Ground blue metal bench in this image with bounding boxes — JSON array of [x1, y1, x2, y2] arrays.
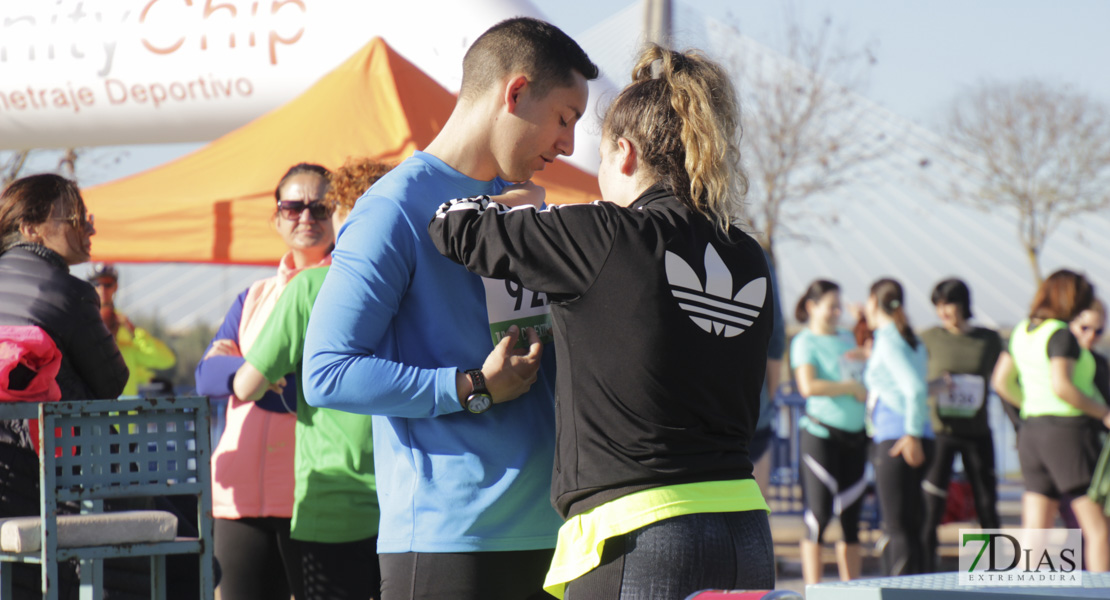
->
[[0, 397, 214, 600]]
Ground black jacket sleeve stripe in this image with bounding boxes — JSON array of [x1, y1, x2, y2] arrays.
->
[[429, 198, 619, 299]]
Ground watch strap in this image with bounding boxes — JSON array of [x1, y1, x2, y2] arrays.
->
[[465, 369, 489, 395], [463, 369, 492, 413]]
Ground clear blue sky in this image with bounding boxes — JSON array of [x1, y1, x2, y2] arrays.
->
[[540, 0, 1110, 126], [16, 0, 1110, 186]]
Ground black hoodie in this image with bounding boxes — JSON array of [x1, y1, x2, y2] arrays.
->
[[429, 186, 772, 519]]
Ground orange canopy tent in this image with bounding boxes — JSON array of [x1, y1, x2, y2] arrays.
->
[[83, 37, 601, 265]]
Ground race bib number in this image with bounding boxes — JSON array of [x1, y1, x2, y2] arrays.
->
[[839, 355, 866, 383], [483, 277, 554, 347], [937, 374, 986, 418]]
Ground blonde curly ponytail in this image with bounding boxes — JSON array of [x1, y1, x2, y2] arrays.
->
[[603, 44, 747, 232]]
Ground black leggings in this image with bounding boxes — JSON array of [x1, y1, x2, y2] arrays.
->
[[922, 432, 999, 571], [297, 536, 380, 600], [215, 517, 303, 600], [565, 511, 774, 600], [379, 549, 555, 600], [873, 438, 934, 576], [799, 429, 868, 544]]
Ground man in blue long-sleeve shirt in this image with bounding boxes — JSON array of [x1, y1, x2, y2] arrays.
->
[[302, 18, 597, 600]]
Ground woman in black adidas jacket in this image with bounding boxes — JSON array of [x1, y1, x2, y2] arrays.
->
[[429, 45, 774, 598]]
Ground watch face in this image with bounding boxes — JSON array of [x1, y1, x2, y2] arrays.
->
[[467, 393, 492, 414]]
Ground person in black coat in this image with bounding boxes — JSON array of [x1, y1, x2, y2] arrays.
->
[[0, 173, 128, 599], [430, 45, 775, 599]]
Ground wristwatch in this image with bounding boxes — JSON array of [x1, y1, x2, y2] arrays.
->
[[463, 369, 493, 414]]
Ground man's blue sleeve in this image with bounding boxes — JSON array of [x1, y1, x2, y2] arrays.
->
[[303, 197, 463, 418]]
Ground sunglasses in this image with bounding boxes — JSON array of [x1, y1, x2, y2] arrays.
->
[[54, 213, 94, 230], [277, 200, 331, 221], [1080, 325, 1105, 336]]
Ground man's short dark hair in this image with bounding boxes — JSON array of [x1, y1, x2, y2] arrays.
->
[[459, 17, 598, 102]]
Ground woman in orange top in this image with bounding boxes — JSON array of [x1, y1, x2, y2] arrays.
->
[[195, 163, 334, 600]]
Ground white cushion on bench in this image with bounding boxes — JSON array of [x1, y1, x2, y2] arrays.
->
[[0, 510, 177, 553]]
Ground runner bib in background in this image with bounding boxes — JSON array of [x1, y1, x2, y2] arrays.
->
[[839, 355, 866, 383], [937, 374, 985, 418]]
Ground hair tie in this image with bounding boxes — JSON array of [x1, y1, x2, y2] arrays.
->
[[889, 299, 901, 309]]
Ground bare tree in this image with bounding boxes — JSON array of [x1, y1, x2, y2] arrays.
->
[[717, 14, 889, 263], [57, 148, 80, 179], [1, 147, 119, 188], [1, 150, 31, 187], [935, 80, 1110, 283], [1, 148, 79, 186]]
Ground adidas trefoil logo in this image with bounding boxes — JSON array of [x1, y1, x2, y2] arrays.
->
[[665, 245, 767, 337]]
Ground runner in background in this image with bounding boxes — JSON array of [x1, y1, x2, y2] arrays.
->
[[1070, 299, 1110, 403], [750, 250, 785, 494], [196, 163, 336, 600], [87, 262, 176, 397], [791, 279, 868, 585], [992, 269, 1110, 572], [865, 277, 934, 576], [1056, 298, 1110, 530], [233, 158, 393, 600], [919, 278, 1002, 572]]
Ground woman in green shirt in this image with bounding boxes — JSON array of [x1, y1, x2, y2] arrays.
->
[[790, 279, 868, 585], [992, 269, 1110, 572]]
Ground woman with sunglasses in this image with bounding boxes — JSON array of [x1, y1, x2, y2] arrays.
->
[[195, 163, 334, 600], [1058, 298, 1110, 529], [0, 173, 129, 596], [1070, 299, 1109, 404], [919, 278, 1003, 572], [232, 158, 392, 600], [992, 269, 1110, 572]]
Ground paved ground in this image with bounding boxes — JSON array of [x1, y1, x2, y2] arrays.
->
[[767, 481, 1026, 597], [211, 484, 1025, 599]]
